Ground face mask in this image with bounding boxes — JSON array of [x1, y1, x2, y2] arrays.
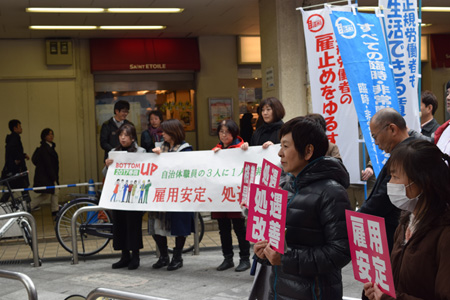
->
[[387, 182, 422, 212]]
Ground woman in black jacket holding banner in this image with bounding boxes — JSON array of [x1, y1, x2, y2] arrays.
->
[[104, 123, 146, 270]]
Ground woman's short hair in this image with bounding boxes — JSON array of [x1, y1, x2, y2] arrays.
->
[[40, 128, 53, 141], [161, 119, 185, 145], [260, 97, 285, 123], [279, 116, 328, 162], [217, 119, 240, 140], [305, 113, 327, 132], [148, 110, 163, 123]]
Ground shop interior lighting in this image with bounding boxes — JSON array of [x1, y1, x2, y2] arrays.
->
[[29, 25, 166, 30], [26, 7, 184, 13]]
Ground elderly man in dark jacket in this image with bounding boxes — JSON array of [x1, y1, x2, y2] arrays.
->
[[358, 108, 412, 253], [254, 116, 351, 300]]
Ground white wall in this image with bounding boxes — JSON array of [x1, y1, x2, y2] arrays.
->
[[196, 36, 240, 150], [0, 39, 96, 199]]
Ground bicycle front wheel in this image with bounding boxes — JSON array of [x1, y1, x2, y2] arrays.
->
[[55, 198, 112, 256]]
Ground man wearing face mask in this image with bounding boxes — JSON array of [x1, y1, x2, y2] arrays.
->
[[358, 108, 414, 253]]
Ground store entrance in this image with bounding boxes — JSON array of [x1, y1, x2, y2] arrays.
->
[[93, 73, 197, 178]]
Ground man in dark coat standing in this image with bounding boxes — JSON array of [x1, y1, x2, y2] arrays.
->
[[1, 119, 30, 202], [359, 108, 413, 253], [100, 100, 133, 160]]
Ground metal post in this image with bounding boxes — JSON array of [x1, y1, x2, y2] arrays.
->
[[0, 270, 38, 300], [0, 211, 40, 267], [71, 205, 106, 264], [193, 212, 199, 255], [86, 287, 169, 300]]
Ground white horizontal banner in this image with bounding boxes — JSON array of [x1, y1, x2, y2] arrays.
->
[[99, 145, 281, 211]]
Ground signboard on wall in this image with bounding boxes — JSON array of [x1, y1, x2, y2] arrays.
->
[[90, 39, 200, 72]]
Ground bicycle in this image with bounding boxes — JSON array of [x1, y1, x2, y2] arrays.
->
[[0, 172, 36, 254], [54, 194, 205, 256]]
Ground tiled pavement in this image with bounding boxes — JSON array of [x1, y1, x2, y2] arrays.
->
[[0, 203, 363, 299]]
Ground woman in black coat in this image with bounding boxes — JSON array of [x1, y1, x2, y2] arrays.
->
[[254, 117, 351, 300], [242, 97, 285, 149], [30, 128, 60, 215], [104, 123, 146, 270]]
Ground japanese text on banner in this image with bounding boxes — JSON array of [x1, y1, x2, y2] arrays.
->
[[99, 146, 280, 212], [246, 184, 288, 254], [300, 7, 361, 184], [330, 11, 399, 177], [346, 210, 395, 298], [239, 161, 257, 207], [379, 0, 420, 131]]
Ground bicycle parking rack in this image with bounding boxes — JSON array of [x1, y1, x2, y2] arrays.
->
[[0, 269, 38, 300], [86, 287, 169, 300], [71, 206, 202, 264], [193, 212, 200, 255], [71, 206, 107, 264], [0, 211, 40, 267]]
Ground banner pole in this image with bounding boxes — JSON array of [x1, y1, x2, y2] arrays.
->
[[296, 0, 353, 10], [418, 0, 423, 111]]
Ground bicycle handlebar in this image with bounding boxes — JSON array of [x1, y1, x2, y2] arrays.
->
[[0, 171, 29, 186]]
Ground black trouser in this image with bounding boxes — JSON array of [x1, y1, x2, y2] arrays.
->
[[152, 234, 186, 256], [217, 218, 250, 258]]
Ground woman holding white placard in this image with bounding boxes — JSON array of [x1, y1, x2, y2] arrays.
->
[[149, 119, 194, 271]]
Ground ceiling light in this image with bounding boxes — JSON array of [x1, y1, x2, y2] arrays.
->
[[27, 8, 105, 13], [99, 26, 166, 30], [356, 6, 377, 12], [422, 7, 450, 12], [26, 7, 183, 14], [107, 8, 184, 13], [29, 25, 97, 30], [357, 6, 450, 13]]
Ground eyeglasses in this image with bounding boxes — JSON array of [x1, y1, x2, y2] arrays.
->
[[371, 124, 390, 140], [219, 130, 231, 135]]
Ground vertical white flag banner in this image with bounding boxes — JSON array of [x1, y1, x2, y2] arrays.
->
[[301, 7, 362, 184], [379, 0, 420, 131]]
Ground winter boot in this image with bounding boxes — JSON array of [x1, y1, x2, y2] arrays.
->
[[235, 256, 250, 272], [112, 250, 131, 269], [152, 255, 170, 269], [216, 254, 234, 271], [128, 250, 140, 270], [167, 249, 183, 271]]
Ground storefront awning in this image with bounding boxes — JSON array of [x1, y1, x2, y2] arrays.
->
[[90, 38, 200, 72]]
